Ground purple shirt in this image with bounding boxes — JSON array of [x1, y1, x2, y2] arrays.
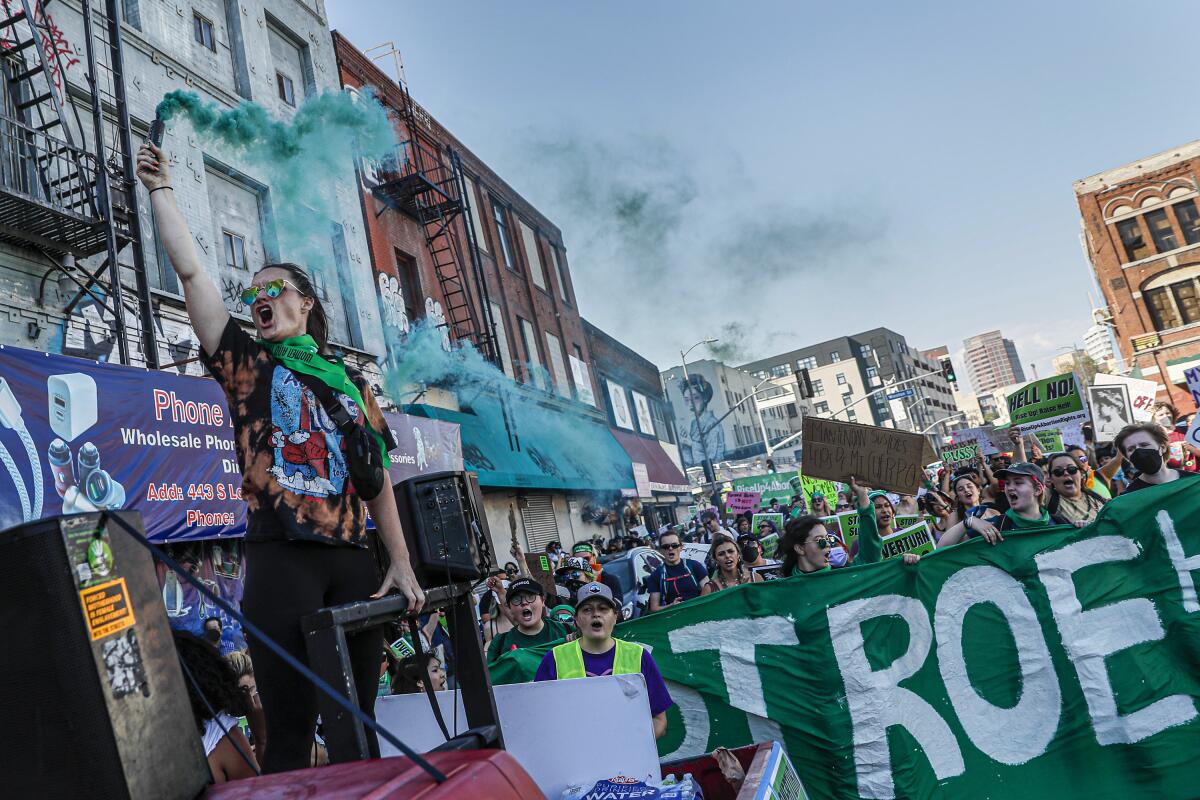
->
[[534, 644, 674, 716]]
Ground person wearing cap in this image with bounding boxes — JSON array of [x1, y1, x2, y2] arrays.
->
[[486, 577, 570, 665], [534, 582, 674, 739], [572, 541, 603, 579], [938, 462, 1070, 547]]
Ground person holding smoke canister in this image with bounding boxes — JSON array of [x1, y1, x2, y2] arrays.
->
[[137, 141, 424, 773]]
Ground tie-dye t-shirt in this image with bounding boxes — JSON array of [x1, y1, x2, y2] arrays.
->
[[201, 318, 388, 546]]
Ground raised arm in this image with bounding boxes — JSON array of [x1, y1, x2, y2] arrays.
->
[[136, 142, 228, 354], [1008, 427, 1028, 463]]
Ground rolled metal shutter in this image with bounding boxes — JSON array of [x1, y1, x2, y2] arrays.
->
[[520, 494, 560, 552]]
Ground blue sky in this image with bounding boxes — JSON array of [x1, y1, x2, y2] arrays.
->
[[328, 1, 1197, 388]]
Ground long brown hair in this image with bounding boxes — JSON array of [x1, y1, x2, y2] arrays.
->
[[256, 262, 329, 352]]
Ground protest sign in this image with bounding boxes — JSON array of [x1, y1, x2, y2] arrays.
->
[[726, 491, 762, 515], [984, 424, 1013, 455], [1186, 367, 1200, 412], [1088, 383, 1133, 442], [525, 553, 558, 598], [731, 471, 798, 509], [823, 511, 926, 555], [879, 520, 935, 560], [1094, 373, 1159, 422], [751, 512, 784, 540], [796, 473, 840, 510], [802, 417, 926, 494], [1033, 429, 1063, 453], [493, 482, 1200, 800], [1005, 373, 1089, 433], [939, 443, 981, 473], [949, 426, 999, 456]]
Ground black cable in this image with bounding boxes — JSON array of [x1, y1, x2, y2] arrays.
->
[[177, 653, 261, 777], [104, 513, 448, 783]]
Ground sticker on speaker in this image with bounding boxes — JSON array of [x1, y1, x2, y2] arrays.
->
[[101, 629, 150, 699], [61, 515, 117, 589], [79, 576, 136, 641]]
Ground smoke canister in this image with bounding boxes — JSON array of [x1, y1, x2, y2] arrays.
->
[[77, 442, 100, 487], [48, 438, 74, 497]]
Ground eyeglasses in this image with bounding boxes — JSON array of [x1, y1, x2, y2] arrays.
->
[[508, 594, 538, 607], [240, 278, 304, 305], [1051, 466, 1080, 477], [659, 543, 682, 551]]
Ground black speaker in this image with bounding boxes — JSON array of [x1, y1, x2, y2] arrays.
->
[[393, 470, 489, 586], [0, 512, 210, 799]]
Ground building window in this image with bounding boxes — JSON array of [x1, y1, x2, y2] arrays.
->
[[859, 344, 872, 357], [276, 71, 295, 106], [1145, 208, 1179, 253], [814, 401, 829, 414], [1173, 200, 1200, 246], [519, 220, 548, 290], [193, 11, 215, 51], [866, 366, 878, 380], [461, 174, 489, 253], [797, 356, 817, 370], [222, 231, 246, 271], [1173, 281, 1200, 325], [846, 409, 856, 421], [842, 392, 853, 405], [752, 370, 767, 379], [518, 317, 545, 388], [830, 352, 842, 363], [812, 379, 824, 395], [489, 301, 513, 378], [544, 331, 570, 398], [1115, 218, 1149, 262], [836, 373, 847, 385], [769, 364, 789, 378], [492, 203, 518, 271], [550, 246, 569, 302]]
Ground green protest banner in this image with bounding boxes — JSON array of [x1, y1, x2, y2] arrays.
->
[[752, 513, 785, 557], [492, 481, 1200, 800], [824, 511, 926, 555], [879, 520, 935, 559], [1034, 429, 1064, 452], [732, 471, 799, 509], [795, 473, 841, 511], [1006, 373, 1089, 433]]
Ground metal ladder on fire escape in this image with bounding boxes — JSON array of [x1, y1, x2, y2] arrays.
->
[[0, 0, 158, 366]]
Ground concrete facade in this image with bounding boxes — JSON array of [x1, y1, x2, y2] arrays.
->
[[1074, 141, 1200, 412], [963, 330, 1025, 395]]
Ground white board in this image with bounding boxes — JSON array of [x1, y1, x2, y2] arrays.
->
[[1093, 373, 1159, 422], [376, 674, 660, 798]]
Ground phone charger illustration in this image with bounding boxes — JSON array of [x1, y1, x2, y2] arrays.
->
[[47, 373, 98, 442]]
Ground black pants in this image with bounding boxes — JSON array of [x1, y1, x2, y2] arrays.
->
[[242, 539, 382, 774]]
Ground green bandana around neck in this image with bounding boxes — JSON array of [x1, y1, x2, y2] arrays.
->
[[258, 334, 391, 468], [1004, 507, 1051, 529]]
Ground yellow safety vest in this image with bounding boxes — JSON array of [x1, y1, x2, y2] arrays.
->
[[551, 638, 644, 680]]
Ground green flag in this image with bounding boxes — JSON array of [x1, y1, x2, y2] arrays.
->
[[491, 482, 1200, 799]]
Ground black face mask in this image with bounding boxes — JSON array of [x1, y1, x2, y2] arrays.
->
[[204, 628, 221, 644], [741, 544, 760, 562], [1130, 447, 1164, 475]]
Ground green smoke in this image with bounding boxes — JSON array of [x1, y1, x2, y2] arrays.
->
[[156, 88, 394, 293]]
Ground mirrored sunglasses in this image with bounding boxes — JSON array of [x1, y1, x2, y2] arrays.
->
[[241, 278, 302, 305]]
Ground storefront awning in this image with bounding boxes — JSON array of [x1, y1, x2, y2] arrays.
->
[[609, 428, 691, 495], [1165, 353, 1200, 385], [407, 397, 635, 493]]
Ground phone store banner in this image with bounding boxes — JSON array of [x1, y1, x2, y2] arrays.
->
[[0, 345, 463, 542]]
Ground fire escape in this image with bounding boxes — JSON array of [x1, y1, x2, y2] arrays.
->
[[369, 76, 498, 364], [0, 0, 157, 366]]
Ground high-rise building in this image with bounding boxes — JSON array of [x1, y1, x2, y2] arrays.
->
[[1084, 320, 1120, 374], [1075, 141, 1200, 412], [963, 331, 1026, 393]]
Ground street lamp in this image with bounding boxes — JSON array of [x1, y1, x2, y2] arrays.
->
[[680, 338, 719, 484]]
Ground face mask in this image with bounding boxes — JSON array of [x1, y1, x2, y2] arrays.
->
[[204, 628, 221, 644], [1130, 447, 1164, 475], [741, 545, 760, 562], [829, 547, 849, 568]]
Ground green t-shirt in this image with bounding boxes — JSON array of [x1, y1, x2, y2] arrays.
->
[[487, 617, 570, 665], [853, 503, 885, 565]]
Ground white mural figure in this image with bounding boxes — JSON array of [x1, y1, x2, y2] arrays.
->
[[377, 273, 410, 335], [413, 426, 428, 470], [425, 297, 452, 352]]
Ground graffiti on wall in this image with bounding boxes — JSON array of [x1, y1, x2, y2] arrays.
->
[[0, 0, 79, 94], [220, 276, 247, 316]]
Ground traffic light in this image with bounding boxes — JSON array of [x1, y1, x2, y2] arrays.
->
[[794, 368, 814, 399], [939, 356, 957, 385]]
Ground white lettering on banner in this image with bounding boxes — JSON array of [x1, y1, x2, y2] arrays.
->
[[657, 679, 711, 761], [1035, 536, 1198, 745], [934, 567, 1061, 764], [827, 595, 965, 799], [1157, 510, 1200, 613], [668, 617, 799, 719]]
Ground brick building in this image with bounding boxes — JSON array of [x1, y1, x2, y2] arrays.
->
[[1075, 141, 1200, 413], [584, 320, 690, 528], [334, 34, 633, 554]]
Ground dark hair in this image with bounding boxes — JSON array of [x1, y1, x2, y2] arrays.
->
[[1114, 422, 1169, 456], [174, 630, 247, 734], [203, 616, 222, 630], [659, 528, 682, 546], [950, 472, 983, 521], [503, 561, 519, 573], [390, 652, 440, 694], [679, 374, 713, 405], [707, 534, 744, 577], [920, 490, 952, 514], [255, 262, 329, 352], [780, 515, 827, 577]]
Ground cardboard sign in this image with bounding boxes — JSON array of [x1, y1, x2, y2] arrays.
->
[[950, 426, 999, 457], [1006, 373, 1089, 433], [1088, 383, 1134, 442], [879, 521, 936, 560], [940, 443, 981, 472], [726, 491, 762, 515], [802, 417, 927, 494], [524, 553, 557, 599], [1094, 373, 1159, 422]]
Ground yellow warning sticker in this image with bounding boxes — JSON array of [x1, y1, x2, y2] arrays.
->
[[79, 577, 136, 641]]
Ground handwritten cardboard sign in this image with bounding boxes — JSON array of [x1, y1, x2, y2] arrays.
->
[[524, 553, 558, 599], [940, 443, 981, 472], [802, 417, 927, 495]]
